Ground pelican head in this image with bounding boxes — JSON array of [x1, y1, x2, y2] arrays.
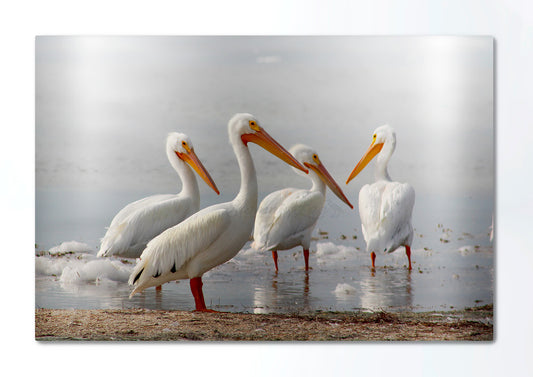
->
[[228, 113, 308, 174], [166, 132, 220, 194], [290, 144, 353, 209], [346, 125, 396, 184]]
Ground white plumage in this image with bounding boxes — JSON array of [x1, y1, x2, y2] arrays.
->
[[253, 189, 324, 252], [346, 125, 415, 269], [252, 144, 353, 271], [98, 133, 219, 258], [129, 114, 308, 311]]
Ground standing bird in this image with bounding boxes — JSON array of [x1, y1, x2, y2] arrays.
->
[[252, 144, 353, 271], [98, 133, 220, 259], [346, 125, 415, 270], [129, 113, 308, 312]]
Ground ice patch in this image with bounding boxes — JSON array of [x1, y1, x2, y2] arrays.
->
[[333, 283, 357, 296], [49, 241, 95, 255], [458, 245, 482, 255], [59, 259, 132, 284], [458, 245, 474, 255], [35, 256, 71, 276], [316, 242, 358, 261], [36, 241, 134, 284]]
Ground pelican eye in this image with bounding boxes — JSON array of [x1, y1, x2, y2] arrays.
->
[[312, 154, 319, 163], [249, 120, 260, 131], [180, 141, 191, 152]]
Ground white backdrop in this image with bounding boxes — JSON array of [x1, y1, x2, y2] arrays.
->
[[2, 1, 532, 376]]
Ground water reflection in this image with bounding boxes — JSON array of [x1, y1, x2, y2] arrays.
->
[[358, 268, 413, 311], [135, 288, 165, 310], [128, 282, 195, 311], [36, 277, 132, 309], [253, 271, 311, 313]]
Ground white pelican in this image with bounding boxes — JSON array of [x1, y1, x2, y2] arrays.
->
[[346, 125, 415, 270], [129, 113, 308, 311], [98, 133, 219, 259], [252, 144, 353, 271]]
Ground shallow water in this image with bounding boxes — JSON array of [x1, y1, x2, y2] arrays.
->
[[35, 189, 493, 313], [35, 244, 493, 313]]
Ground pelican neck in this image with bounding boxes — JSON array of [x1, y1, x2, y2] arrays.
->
[[169, 153, 200, 204], [309, 171, 327, 195], [232, 140, 258, 210], [374, 141, 394, 182], [374, 162, 392, 182]]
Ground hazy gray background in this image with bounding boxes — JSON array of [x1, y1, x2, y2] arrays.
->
[[36, 36, 493, 200]]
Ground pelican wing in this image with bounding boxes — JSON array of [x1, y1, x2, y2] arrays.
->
[[359, 181, 414, 253], [379, 182, 415, 252], [253, 188, 324, 251], [129, 207, 231, 294], [358, 183, 382, 249], [99, 195, 195, 257], [253, 188, 294, 247], [107, 194, 176, 228]]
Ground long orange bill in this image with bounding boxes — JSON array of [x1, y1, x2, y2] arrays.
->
[[242, 128, 308, 174], [176, 149, 220, 195], [305, 162, 353, 209], [346, 142, 384, 184]]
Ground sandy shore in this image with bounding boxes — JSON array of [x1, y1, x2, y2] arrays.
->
[[35, 305, 492, 341]]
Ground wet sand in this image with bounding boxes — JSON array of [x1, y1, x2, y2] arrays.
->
[[35, 305, 492, 341]]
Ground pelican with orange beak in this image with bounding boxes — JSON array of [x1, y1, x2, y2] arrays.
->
[[346, 125, 415, 270], [252, 144, 353, 271], [129, 114, 308, 311], [98, 132, 219, 259]]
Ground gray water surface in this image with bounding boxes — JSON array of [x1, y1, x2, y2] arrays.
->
[[35, 189, 493, 313]]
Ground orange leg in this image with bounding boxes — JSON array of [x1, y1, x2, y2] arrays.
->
[[405, 245, 412, 270], [370, 251, 376, 269], [303, 249, 310, 271], [272, 250, 279, 271], [190, 277, 218, 312], [155, 285, 162, 291]]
